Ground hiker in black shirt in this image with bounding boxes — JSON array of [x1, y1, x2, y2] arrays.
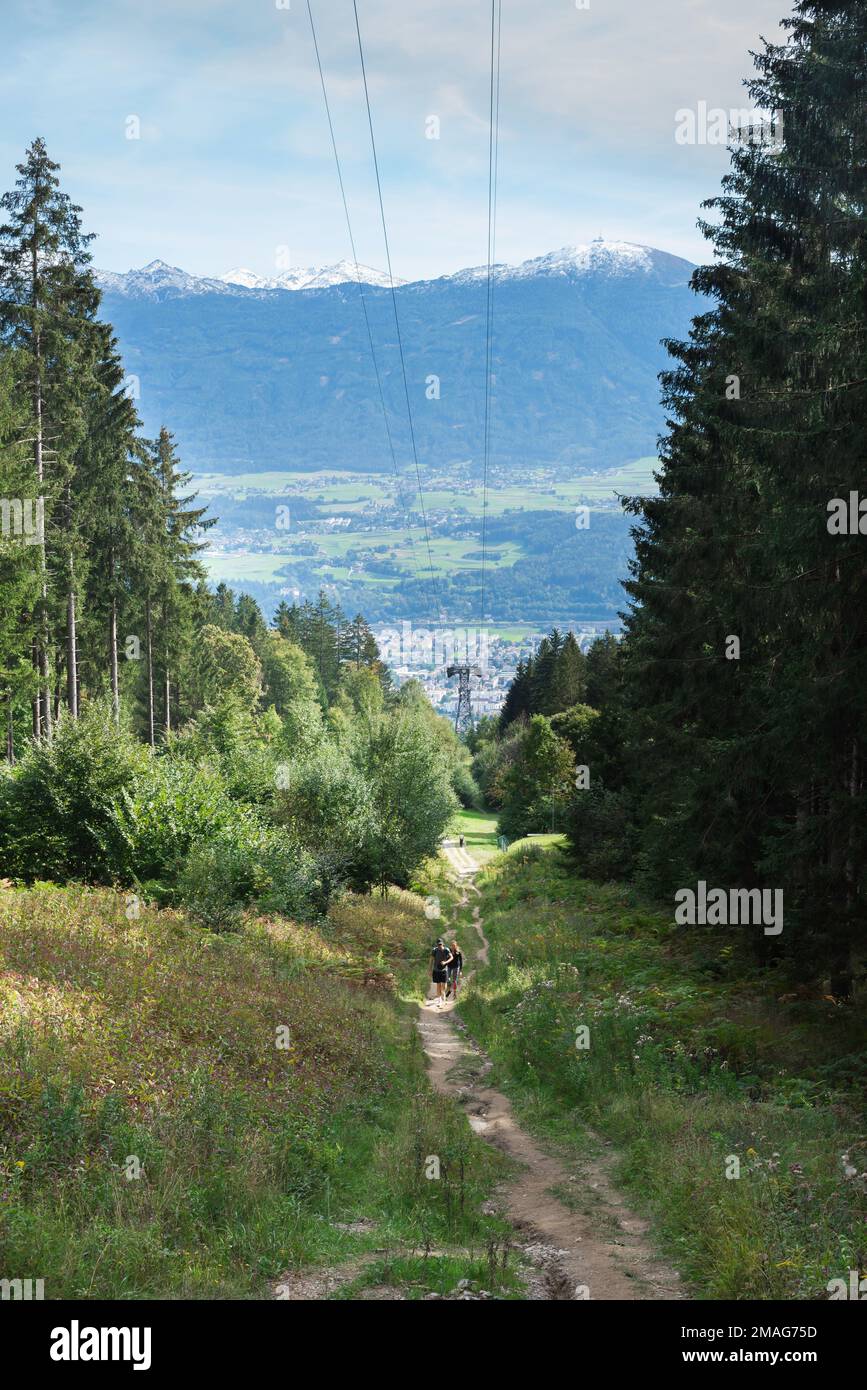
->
[[430, 938, 453, 1006], [445, 941, 463, 1000]]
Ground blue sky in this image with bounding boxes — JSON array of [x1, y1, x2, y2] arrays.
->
[[1, 0, 788, 279]]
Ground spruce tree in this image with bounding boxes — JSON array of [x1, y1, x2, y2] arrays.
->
[[0, 139, 99, 736], [622, 0, 867, 986]]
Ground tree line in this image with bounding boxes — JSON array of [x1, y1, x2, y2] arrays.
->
[[0, 139, 471, 916], [483, 0, 866, 997], [0, 138, 217, 750]]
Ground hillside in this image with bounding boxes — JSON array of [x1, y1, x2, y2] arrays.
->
[[0, 880, 518, 1299], [462, 844, 867, 1300], [98, 240, 699, 478]]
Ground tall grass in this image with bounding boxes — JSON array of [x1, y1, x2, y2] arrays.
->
[[0, 882, 508, 1298], [461, 848, 867, 1299]]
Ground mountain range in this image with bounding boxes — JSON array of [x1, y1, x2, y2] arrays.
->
[[96, 239, 702, 477]]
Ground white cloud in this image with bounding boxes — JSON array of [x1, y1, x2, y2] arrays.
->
[[0, 0, 788, 277]]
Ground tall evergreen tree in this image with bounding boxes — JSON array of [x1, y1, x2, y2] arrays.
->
[[548, 631, 587, 712], [0, 350, 40, 759], [621, 0, 867, 988], [77, 323, 140, 721], [0, 138, 99, 736], [150, 428, 212, 736]]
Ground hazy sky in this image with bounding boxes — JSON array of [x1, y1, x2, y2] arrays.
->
[[1, 0, 789, 279]]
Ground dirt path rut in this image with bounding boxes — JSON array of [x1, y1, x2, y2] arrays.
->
[[417, 881, 683, 1301]]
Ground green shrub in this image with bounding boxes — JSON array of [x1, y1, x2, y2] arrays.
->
[[169, 698, 281, 808], [452, 762, 482, 809], [565, 782, 638, 881], [177, 816, 323, 928], [0, 703, 149, 882], [109, 756, 236, 884]]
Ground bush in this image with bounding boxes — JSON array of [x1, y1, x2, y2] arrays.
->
[[451, 761, 482, 809], [109, 756, 238, 886], [169, 698, 282, 808], [177, 816, 325, 929], [565, 782, 638, 881], [273, 741, 372, 868], [0, 703, 149, 882]]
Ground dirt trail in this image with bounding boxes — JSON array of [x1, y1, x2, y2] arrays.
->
[[417, 880, 683, 1301], [441, 837, 479, 877]]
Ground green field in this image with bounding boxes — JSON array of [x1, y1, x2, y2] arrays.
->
[[202, 534, 526, 587], [448, 810, 568, 865], [200, 552, 296, 584], [195, 457, 658, 599], [450, 808, 500, 863], [193, 458, 658, 517], [0, 881, 519, 1299]]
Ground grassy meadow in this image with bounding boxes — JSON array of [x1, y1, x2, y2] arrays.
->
[[196, 457, 657, 591], [0, 880, 515, 1299], [459, 844, 867, 1300]]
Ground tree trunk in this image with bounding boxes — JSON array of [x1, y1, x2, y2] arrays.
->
[[32, 241, 51, 740], [145, 596, 155, 748], [6, 690, 14, 765], [109, 595, 119, 725], [832, 733, 860, 1001], [39, 638, 52, 740], [66, 584, 78, 717], [65, 480, 78, 717], [31, 637, 41, 740]]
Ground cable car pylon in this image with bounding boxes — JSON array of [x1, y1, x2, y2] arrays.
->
[[447, 663, 481, 735]]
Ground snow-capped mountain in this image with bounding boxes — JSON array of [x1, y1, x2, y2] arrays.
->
[[94, 259, 234, 298], [217, 266, 281, 290], [96, 258, 406, 299], [443, 239, 688, 287], [513, 238, 656, 279], [97, 237, 699, 475], [219, 260, 404, 291], [95, 241, 688, 301]]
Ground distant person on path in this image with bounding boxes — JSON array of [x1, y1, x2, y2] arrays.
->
[[459, 834, 465, 849], [430, 937, 453, 1005], [445, 940, 463, 1000]]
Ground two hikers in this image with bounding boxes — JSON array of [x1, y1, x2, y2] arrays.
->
[[429, 937, 463, 1006]]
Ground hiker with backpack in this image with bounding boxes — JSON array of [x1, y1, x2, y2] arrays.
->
[[430, 937, 453, 1006]]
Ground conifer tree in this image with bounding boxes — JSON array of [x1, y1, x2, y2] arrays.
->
[[0, 138, 98, 736], [150, 429, 212, 735], [76, 323, 140, 721], [622, 0, 867, 986], [0, 350, 40, 759]]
